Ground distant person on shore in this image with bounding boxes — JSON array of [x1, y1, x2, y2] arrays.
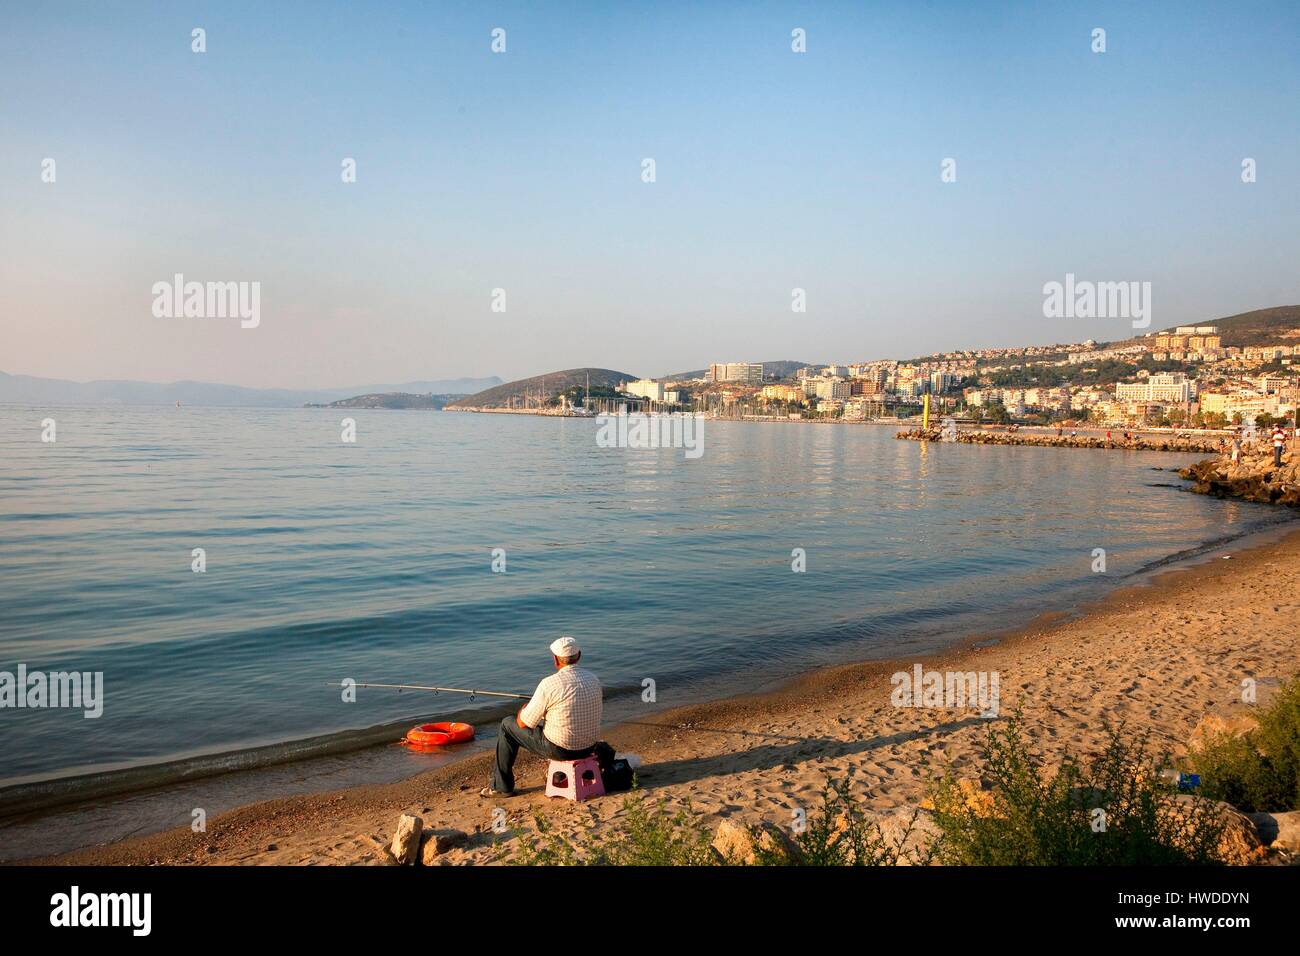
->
[[1272, 425, 1288, 467], [482, 636, 602, 797], [1231, 432, 1242, 464]]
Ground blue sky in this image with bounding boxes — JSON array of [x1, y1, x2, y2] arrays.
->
[[2, 1, 1297, 386]]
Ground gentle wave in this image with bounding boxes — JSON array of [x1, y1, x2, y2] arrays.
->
[[0, 405, 1284, 799]]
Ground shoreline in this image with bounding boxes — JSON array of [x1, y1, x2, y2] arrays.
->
[[22, 519, 1300, 866], [3, 503, 1290, 860]]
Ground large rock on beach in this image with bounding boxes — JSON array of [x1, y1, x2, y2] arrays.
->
[[711, 818, 801, 864], [1160, 795, 1264, 865], [1247, 811, 1300, 853], [710, 818, 752, 863], [1178, 450, 1300, 507], [1188, 712, 1261, 752], [919, 777, 997, 818], [869, 807, 942, 864], [419, 828, 469, 865], [389, 813, 423, 865]]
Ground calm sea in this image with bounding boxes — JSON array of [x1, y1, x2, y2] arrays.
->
[[0, 406, 1286, 828]]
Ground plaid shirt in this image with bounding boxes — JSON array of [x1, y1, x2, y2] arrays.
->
[[519, 666, 602, 750]]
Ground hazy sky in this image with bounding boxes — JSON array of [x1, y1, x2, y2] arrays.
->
[[2, 1, 1298, 388]]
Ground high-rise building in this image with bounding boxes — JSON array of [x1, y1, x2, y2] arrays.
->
[[928, 371, 958, 394], [709, 362, 763, 385]]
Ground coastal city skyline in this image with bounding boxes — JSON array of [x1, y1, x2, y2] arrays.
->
[[432, 303, 1300, 433]]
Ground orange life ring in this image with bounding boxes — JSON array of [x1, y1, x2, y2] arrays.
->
[[403, 721, 475, 748]]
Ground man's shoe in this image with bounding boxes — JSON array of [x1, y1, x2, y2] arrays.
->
[[479, 786, 514, 798]]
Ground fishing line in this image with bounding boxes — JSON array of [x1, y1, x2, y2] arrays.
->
[[328, 681, 530, 701]]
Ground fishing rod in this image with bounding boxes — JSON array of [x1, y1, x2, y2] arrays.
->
[[328, 681, 530, 700]]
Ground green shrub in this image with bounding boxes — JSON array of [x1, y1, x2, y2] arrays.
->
[[598, 796, 717, 865], [513, 795, 716, 866], [511, 812, 578, 866], [1194, 677, 1300, 812], [929, 714, 1227, 865]]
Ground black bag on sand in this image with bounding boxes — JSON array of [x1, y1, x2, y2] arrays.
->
[[591, 741, 635, 792], [601, 758, 635, 793]]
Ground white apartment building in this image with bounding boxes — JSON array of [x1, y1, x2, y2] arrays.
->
[[1199, 391, 1293, 421], [625, 379, 665, 401], [1243, 346, 1293, 362], [814, 379, 851, 401], [1114, 373, 1196, 403], [1068, 345, 1146, 364]]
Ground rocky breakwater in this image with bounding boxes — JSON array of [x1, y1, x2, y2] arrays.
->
[[1178, 448, 1300, 507], [896, 428, 1225, 454]]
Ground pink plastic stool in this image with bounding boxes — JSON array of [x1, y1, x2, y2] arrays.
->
[[545, 756, 605, 801]]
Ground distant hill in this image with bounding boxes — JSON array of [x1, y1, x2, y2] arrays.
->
[[1158, 305, 1300, 348], [659, 360, 813, 381], [446, 368, 638, 409], [0, 372, 502, 407], [311, 392, 463, 410]]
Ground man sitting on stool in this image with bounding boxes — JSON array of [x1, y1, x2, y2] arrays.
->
[[481, 636, 602, 797]]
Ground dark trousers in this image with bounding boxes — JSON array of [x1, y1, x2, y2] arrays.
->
[[1275, 445, 1284, 467], [491, 716, 594, 794]]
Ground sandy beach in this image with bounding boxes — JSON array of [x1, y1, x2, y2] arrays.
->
[[21, 518, 1299, 866]]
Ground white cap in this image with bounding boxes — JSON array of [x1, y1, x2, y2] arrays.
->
[[550, 635, 580, 658]]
